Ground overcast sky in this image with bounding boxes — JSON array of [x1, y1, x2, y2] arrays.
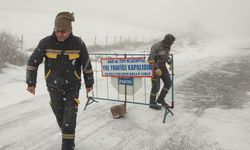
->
[[1, 0, 250, 36], [62, 0, 250, 36]]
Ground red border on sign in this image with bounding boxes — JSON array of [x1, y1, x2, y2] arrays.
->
[[100, 57, 154, 78]]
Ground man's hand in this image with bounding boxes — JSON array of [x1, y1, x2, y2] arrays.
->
[[155, 68, 162, 76], [86, 87, 93, 93], [148, 57, 155, 64], [27, 86, 36, 95], [169, 64, 173, 71], [167, 57, 172, 65]]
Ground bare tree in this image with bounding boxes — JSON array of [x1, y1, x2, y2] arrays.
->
[[0, 30, 26, 70]]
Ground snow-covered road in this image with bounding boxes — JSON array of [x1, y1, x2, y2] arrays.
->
[[0, 38, 250, 150]]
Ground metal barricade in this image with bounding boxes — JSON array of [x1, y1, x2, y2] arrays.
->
[[84, 53, 174, 123]]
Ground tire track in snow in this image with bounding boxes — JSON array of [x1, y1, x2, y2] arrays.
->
[[1, 50, 247, 150], [105, 55, 240, 150]]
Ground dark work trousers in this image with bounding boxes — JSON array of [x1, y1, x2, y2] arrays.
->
[[48, 87, 80, 150], [150, 66, 172, 102]]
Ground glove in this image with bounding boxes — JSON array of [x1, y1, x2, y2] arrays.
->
[[167, 58, 172, 65], [155, 68, 162, 76], [148, 57, 155, 64], [27, 85, 36, 95], [169, 64, 173, 71]]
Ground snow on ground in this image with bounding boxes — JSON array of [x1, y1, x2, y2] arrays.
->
[[1, 1, 250, 149], [200, 108, 250, 150], [0, 36, 250, 150], [0, 64, 47, 109], [175, 46, 250, 150]]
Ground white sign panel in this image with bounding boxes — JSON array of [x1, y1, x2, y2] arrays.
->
[[101, 57, 153, 78]]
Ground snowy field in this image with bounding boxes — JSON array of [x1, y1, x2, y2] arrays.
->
[[1, 0, 250, 149], [0, 37, 250, 150]]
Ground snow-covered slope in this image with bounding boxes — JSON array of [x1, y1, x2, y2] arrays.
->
[[0, 37, 250, 150]]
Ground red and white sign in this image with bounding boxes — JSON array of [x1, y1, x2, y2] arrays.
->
[[101, 57, 153, 78]]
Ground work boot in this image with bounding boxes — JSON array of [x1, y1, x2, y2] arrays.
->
[[156, 88, 169, 107], [149, 95, 161, 110], [156, 98, 168, 107], [62, 139, 75, 150]]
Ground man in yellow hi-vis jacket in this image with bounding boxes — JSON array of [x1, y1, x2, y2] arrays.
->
[[26, 12, 94, 150], [148, 34, 175, 110]]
